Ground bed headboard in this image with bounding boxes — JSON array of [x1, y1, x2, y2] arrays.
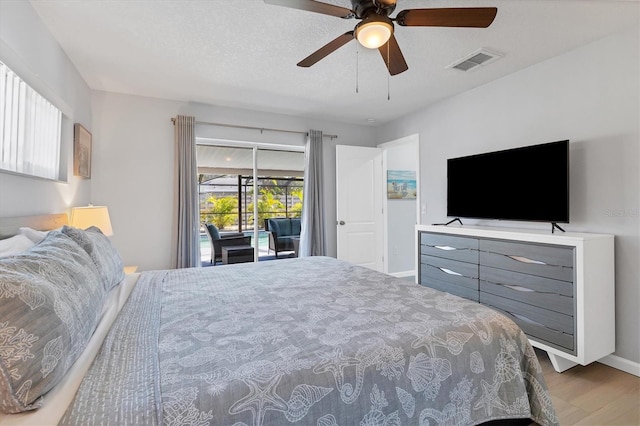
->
[[0, 213, 68, 239]]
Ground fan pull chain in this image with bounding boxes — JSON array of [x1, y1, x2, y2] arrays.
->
[[387, 41, 391, 101], [355, 42, 359, 94]]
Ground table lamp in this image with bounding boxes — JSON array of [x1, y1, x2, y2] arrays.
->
[[70, 205, 113, 236]]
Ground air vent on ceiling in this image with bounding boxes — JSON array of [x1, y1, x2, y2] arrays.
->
[[447, 48, 502, 72]]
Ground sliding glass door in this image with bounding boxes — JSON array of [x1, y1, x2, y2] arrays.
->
[[196, 143, 304, 265]]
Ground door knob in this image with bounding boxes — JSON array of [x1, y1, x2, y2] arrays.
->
[[338, 221, 346, 225]]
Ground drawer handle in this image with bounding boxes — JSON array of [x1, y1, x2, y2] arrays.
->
[[438, 267, 462, 276], [507, 255, 546, 265], [485, 279, 566, 296], [503, 284, 535, 293], [434, 245, 458, 251], [509, 312, 545, 327], [505, 311, 567, 335]]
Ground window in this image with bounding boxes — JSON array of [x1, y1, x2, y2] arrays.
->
[[0, 61, 62, 180]]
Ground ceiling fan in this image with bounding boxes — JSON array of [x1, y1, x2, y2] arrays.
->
[[265, 0, 497, 75]]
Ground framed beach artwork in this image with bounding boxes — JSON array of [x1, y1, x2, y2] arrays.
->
[[387, 170, 417, 199], [73, 123, 92, 178]]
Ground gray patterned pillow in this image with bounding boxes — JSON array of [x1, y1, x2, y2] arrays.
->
[[61, 226, 125, 292], [0, 231, 105, 413]]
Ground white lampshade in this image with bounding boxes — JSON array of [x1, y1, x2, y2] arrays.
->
[[70, 205, 113, 236], [355, 18, 393, 49]]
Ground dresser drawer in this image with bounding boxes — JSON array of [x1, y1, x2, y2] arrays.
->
[[420, 255, 479, 301], [420, 232, 478, 264], [480, 266, 574, 315], [479, 239, 574, 282], [421, 263, 478, 291], [421, 275, 479, 301], [480, 291, 574, 335], [421, 254, 478, 282], [488, 305, 575, 352]]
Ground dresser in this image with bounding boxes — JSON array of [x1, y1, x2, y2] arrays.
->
[[416, 224, 615, 372]]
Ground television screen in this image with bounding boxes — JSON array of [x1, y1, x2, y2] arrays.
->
[[447, 140, 569, 223]]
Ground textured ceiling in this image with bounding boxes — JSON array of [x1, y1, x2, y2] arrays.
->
[[29, 0, 640, 125]]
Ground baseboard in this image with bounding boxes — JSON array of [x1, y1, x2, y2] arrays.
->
[[599, 354, 640, 377], [389, 270, 414, 278]]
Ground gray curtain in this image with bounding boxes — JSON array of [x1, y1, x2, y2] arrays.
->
[[174, 115, 200, 268], [300, 130, 326, 257]]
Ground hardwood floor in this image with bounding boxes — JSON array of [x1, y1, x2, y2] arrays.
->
[[535, 349, 640, 425]]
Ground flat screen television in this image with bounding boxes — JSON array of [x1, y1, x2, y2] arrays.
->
[[447, 140, 569, 223]]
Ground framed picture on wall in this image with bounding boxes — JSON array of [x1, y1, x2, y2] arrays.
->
[[73, 123, 92, 178], [387, 170, 417, 199]]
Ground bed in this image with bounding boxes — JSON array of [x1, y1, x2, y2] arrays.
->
[[0, 215, 558, 426]]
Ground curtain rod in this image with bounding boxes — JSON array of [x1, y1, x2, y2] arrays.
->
[[171, 118, 338, 140]]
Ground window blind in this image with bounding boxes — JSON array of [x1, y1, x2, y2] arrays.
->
[[0, 61, 62, 180]]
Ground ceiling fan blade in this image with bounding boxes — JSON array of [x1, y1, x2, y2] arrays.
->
[[264, 0, 355, 19], [297, 31, 355, 68], [396, 7, 498, 28], [378, 34, 408, 76]]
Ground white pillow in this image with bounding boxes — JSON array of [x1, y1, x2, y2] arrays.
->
[[19, 226, 48, 243], [0, 234, 35, 257]]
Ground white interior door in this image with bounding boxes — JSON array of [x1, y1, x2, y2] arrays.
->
[[336, 145, 383, 271]]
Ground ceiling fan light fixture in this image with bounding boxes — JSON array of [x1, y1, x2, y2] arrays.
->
[[264, 1, 499, 77], [355, 16, 393, 49]]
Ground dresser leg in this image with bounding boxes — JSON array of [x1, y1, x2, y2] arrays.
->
[[548, 353, 579, 372]]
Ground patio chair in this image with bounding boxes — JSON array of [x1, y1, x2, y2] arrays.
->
[[205, 223, 251, 265], [265, 218, 301, 258]]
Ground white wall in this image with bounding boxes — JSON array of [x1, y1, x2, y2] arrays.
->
[[0, 1, 92, 217], [91, 91, 376, 270], [376, 28, 640, 365], [381, 135, 419, 275]]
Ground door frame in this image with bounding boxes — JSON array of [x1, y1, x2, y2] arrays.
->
[[378, 134, 420, 276]]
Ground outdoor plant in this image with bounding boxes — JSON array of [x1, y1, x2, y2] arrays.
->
[[290, 186, 303, 218], [201, 195, 238, 230], [247, 188, 285, 226]]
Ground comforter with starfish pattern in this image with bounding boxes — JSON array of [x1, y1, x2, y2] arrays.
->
[[60, 256, 558, 426]]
